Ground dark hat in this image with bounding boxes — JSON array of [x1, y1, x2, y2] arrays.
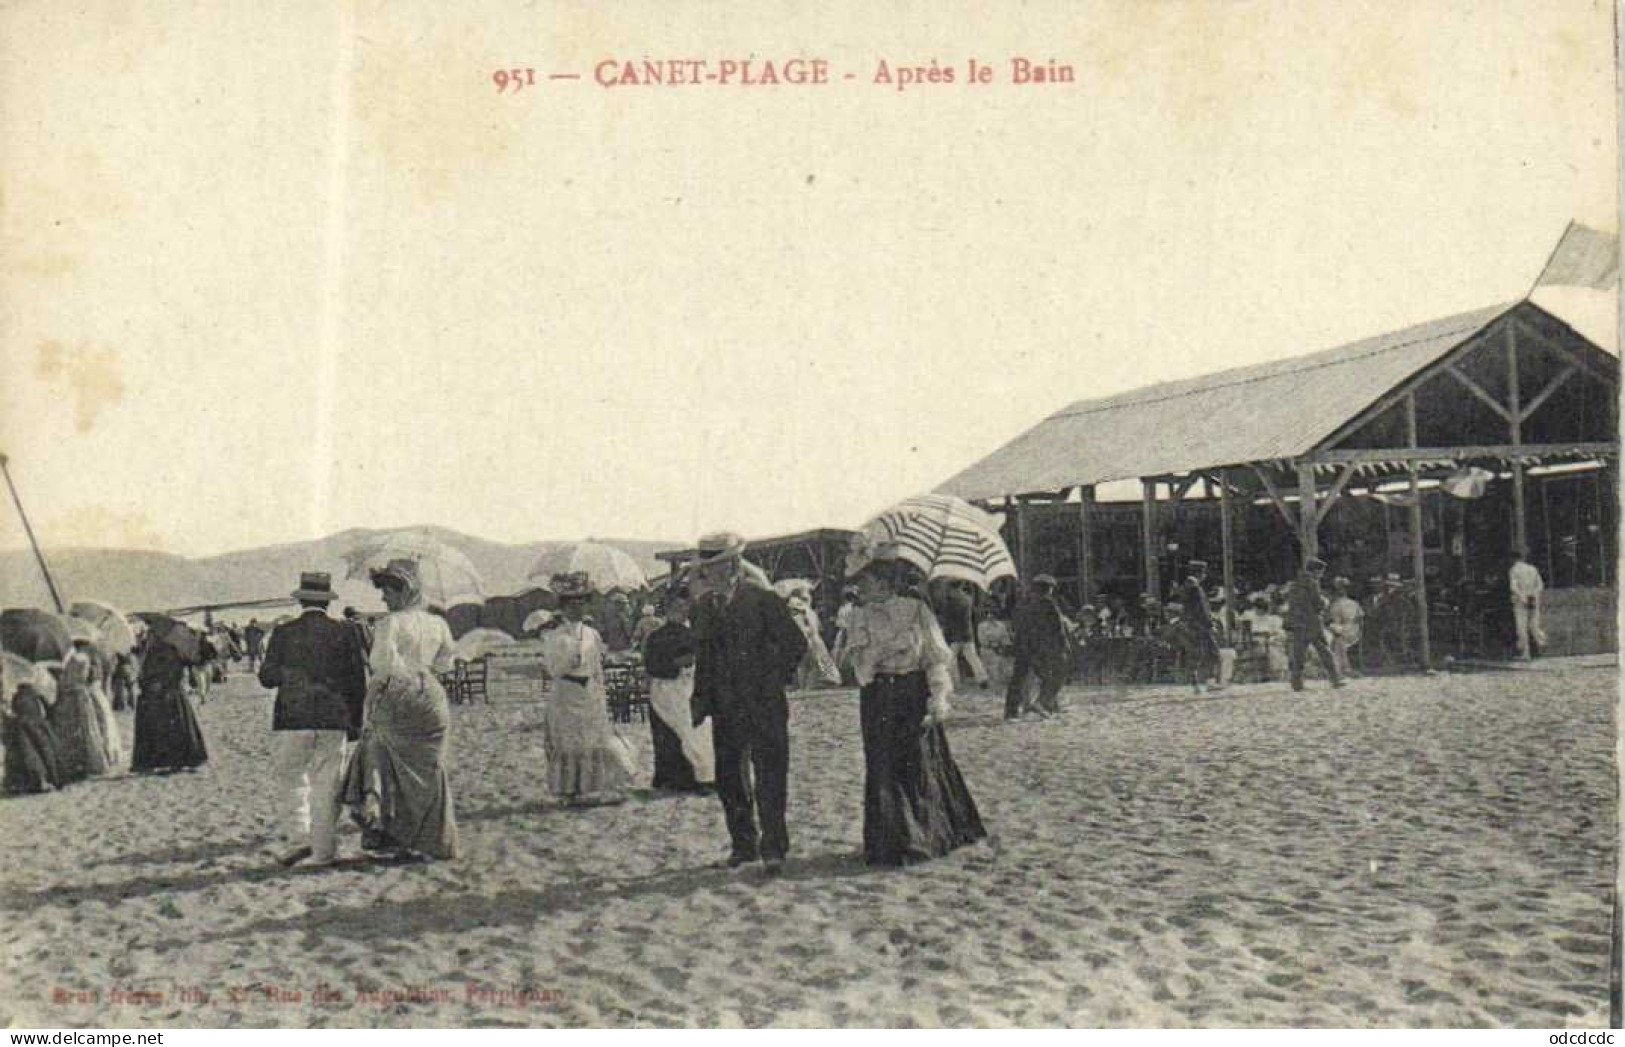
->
[[1032, 574, 1058, 588], [1187, 560, 1208, 571], [1303, 557, 1328, 572], [292, 571, 337, 603]]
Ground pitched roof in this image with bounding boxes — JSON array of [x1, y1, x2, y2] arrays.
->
[[937, 302, 1518, 500]]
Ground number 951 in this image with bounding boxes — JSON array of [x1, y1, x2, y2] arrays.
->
[[493, 68, 536, 93]]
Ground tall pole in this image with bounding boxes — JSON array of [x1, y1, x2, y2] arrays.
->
[[1404, 397, 1432, 671], [0, 453, 65, 613]]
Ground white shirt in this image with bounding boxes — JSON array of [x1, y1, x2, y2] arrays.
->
[[539, 621, 605, 681], [844, 596, 955, 703], [1509, 561, 1544, 601], [369, 607, 456, 681]]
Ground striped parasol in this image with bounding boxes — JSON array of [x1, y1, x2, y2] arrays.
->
[[861, 493, 1017, 591]]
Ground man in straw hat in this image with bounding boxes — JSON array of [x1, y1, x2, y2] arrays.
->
[[687, 531, 808, 874], [258, 571, 370, 867]]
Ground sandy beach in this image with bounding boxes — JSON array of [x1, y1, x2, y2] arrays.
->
[[0, 660, 1616, 1028]]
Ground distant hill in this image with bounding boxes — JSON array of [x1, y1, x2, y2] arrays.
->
[[0, 528, 679, 617]]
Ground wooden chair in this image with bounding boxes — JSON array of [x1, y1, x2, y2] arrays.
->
[[462, 656, 489, 704]]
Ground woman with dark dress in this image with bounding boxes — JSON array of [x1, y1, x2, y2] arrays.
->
[[130, 620, 210, 773], [3, 664, 61, 795], [841, 540, 986, 867], [641, 588, 713, 793]]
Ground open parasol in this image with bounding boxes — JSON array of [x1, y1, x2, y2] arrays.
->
[[526, 542, 648, 595], [69, 600, 138, 655], [454, 627, 516, 661], [343, 529, 486, 609], [860, 492, 1017, 591], [0, 608, 74, 663]]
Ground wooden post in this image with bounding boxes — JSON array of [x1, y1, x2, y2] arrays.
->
[[1141, 479, 1160, 599], [1219, 469, 1236, 638], [1076, 485, 1095, 607], [1014, 496, 1031, 582], [1405, 395, 1433, 670], [1507, 323, 1527, 558], [1296, 460, 1320, 561]]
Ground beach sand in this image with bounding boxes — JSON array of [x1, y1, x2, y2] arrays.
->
[[0, 661, 1616, 1027]]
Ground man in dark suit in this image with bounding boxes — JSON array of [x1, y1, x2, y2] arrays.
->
[[688, 532, 808, 875], [259, 572, 370, 867], [1178, 561, 1219, 692], [1004, 574, 1073, 720], [1285, 557, 1345, 692]]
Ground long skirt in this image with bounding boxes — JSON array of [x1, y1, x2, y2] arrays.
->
[[52, 683, 111, 782], [91, 682, 124, 769], [131, 681, 209, 773], [3, 693, 61, 794], [543, 677, 633, 799], [342, 671, 458, 859], [860, 671, 986, 867], [647, 668, 714, 789]]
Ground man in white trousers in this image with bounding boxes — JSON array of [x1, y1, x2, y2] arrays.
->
[[259, 572, 370, 867], [1508, 551, 1547, 660]]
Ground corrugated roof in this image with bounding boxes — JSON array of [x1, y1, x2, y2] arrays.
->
[[937, 302, 1517, 500]]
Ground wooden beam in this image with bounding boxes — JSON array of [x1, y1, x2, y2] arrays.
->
[[1518, 363, 1578, 423], [1313, 461, 1360, 526], [1169, 474, 1199, 507], [1514, 317, 1619, 387], [1310, 317, 1507, 454], [1014, 498, 1031, 582], [1296, 460, 1320, 559], [1141, 479, 1160, 598], [1508, 324, 1527, 558], [1219, 468, 1236, 639], [1077, 484, 1095, 607], [1405, 394, 1432, 670], [1311, 441, 1619, 464], [1445, 364, 1514, 423], [1248, 463, 1301, 531]]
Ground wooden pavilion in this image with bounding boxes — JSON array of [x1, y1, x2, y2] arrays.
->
[[937, 299, 1619, 664]]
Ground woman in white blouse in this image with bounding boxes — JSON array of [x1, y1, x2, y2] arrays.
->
[[341, 558, 460, 860], [538, 571, 633, 806], [842, 540, 986, 867]]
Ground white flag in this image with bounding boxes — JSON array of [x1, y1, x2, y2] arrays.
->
[[1532, 222, 1619, 291]]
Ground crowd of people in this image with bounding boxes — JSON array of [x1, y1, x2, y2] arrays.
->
[[0, 535, 1550, 882]]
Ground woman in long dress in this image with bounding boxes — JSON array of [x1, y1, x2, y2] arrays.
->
[[52, 638, 111, 781], [130, 621, 210, 773], [843, 542, 986, 867], [641, 588, 713, 793], [341, 558, 459, 860], [539, 572, 633, 806]]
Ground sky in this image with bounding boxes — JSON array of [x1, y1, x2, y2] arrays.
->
[[0, 0, 1617, 559]]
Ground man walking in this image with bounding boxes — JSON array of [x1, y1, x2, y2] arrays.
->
[[1285, 558, 1345, 691], [1509, 550, 1546, 660], [258, 572, 370, 867], [688, 532, 808, 874], [1004, 575, 1073, 719], [244, 619, 266, 673], [1178, 561, 1220, 693], [939, 579, 990, 691]]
